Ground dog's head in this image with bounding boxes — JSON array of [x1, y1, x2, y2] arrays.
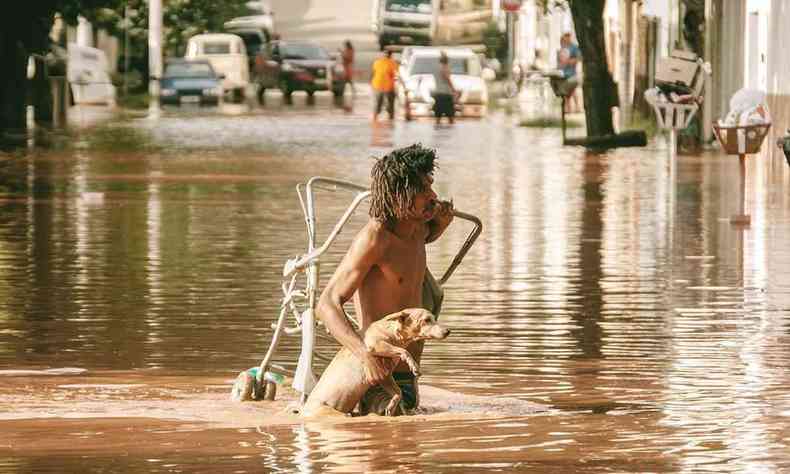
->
[[384, 308, 451, 341]]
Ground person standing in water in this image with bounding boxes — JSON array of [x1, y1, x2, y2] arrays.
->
[[370, 50, 398, 121], [433, 52, 458, 125], [340, 40, 355, 97], [316, 144, 454, 414]]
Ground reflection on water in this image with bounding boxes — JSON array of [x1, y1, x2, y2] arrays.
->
[[2, 102, 790, 472]]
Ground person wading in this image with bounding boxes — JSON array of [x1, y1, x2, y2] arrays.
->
[[433, 52, 458, 125], [316, 144, 454, 414], [371, 50, 398, 121], [340, 40, 355, 97]]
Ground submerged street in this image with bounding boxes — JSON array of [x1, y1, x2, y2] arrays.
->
[[2, 95, 790, 471]]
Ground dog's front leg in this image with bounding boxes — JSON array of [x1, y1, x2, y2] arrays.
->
[[379, 375, 404, 416], [371, 341, 421, 377]]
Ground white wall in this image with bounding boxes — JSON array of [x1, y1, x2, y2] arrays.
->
[[766, 0, 789, 95]]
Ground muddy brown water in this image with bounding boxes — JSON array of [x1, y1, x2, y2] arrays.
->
[[2, 100, 790, 472]]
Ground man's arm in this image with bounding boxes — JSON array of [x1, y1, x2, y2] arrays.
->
[[426, 199, 453, 243], [316, 225, 390, 384]]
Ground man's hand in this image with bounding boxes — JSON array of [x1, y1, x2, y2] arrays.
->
[[361, 350, 389, 385], [434, 199, 454, 228], [426, 199, 454, 243]]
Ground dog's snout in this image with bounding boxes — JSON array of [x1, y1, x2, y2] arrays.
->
[[441, 328, 451, 338]]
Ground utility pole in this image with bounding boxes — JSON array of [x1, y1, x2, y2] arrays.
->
[[148, 0, 163, 112], [124, 4, 130, 98]]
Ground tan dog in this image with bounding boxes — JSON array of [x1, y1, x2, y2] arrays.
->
[[302, 308, 450, 417]]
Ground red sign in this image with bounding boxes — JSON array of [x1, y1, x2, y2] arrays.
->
[[502, 0, 522, 12]]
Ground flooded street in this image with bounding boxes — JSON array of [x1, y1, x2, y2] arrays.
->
[[2, 95, 790, 472]]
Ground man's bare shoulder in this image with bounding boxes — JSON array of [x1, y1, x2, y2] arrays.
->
[[350, 220, 393, 257]]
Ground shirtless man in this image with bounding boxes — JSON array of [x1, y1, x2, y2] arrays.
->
[[316, 144, 454, 413]]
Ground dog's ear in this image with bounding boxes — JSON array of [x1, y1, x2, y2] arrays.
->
[[384, 310, 410, 325]]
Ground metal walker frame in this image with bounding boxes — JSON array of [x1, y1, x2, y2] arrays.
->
[[232, 176, 482, 404]]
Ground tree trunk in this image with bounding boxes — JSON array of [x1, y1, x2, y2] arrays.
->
[[31, 55, 54, 127], [569, 0, 616, 137], [0, 32, 30, 146]]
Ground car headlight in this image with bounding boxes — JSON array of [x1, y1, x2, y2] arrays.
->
[[160, 88, 176, 96], [282, 63, 294, 72], [202, 87, 221, 96]]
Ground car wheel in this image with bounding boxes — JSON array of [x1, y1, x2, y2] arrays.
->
[[280, 80, 292, 104]]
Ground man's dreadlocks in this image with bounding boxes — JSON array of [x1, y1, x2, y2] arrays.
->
[[369, 144, 437, 224]]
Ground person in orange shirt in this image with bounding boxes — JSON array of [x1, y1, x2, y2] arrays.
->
[[370, 50, 398, 121]]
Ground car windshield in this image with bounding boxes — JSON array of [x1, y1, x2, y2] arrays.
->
[[280, 43, 329, 60], [203, 42, 231, 54], [386, 0, 432, 13], [164, 62, 215, 78], [409, 55, 481, 76]]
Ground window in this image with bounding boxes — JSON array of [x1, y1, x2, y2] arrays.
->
[[164, 62, 215, 78], [385, 0, 432, 14], [203, 42, 231, 55], [409, 55, 481, 76], [280, 43, 329, 60]]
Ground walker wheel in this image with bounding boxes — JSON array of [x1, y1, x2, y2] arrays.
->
[[230, 370, 255, 402], [263, 380, 277, 401]]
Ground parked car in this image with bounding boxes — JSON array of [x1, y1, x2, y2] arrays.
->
[[185, 33, 249, 102], [396, 47, 492, 118], [159, 59, 223, 106], [253, 40, 345, 104]]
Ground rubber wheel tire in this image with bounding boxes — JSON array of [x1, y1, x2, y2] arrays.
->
[[263, 381, 277, 401], [257, 86, 266, 105], [280, 80, 292, 104], [230, 370, 254, 402]]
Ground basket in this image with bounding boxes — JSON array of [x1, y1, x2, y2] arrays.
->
[[712, 122, 772, 155]]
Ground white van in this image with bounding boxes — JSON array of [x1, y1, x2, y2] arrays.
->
[[185, 33, 250, 101]]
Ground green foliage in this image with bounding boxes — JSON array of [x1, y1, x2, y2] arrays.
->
[[81, 0, 251, 87], [91, 0, 249, 58], [482, 21, 506, 62]]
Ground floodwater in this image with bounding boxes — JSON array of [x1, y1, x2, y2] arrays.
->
[[2, 94, 790, 473]]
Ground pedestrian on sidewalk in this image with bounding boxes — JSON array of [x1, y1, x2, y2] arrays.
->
[[433, 52, 458, 125], [371, 50, 398, 121], [557, 32, 581, 113]]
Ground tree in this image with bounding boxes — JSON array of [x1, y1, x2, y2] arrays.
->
[[538, 0, 623, 138], [567, 0, 618, 137]]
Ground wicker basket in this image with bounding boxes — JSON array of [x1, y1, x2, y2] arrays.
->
[[712, 122, 772, 155]]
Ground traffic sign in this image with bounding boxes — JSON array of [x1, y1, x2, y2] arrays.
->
[[502, 0, 522, 12]]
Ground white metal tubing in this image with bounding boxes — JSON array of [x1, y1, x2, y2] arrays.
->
[[283, 190, 371, 278]]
